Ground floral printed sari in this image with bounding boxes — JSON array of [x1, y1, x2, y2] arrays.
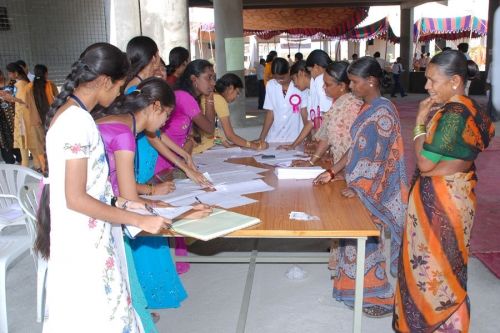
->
[[393, 96, 495, 332], [333, 97, 408, 311]]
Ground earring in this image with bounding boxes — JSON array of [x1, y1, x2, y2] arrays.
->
[[369, 83, 373, 87], [452, 86, 457, 90]]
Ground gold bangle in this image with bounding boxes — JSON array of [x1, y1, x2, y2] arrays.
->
[[413, 130, 426, 137], [308, 160, 314, 166], [413, 132, 426, 141], [312, 154, 321, 159], [246, 141, 251, 148], [148, 184, 154, 195], [413, 125, 426, 136]]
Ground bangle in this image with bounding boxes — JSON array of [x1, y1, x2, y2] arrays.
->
[[413, 132, 426, 141], [312, 154, 321, 159], [326, 169, 335, 180], [308, 159, 314, 166], [111, 196, 118, 207], [413, 124, 426, 136], [121, 200, 129, 209], [246, 140, 251, 148], [148, 184, 154, 195]]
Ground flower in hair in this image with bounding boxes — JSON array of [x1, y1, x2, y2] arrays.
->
[[134, 89, 141, 94]]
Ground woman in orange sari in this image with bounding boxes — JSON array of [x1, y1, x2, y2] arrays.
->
[[393, 50, 495, 332], [24, 64, 58, 174]]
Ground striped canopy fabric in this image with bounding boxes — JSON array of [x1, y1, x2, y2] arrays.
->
[[243, 7, 369, 40], [342, 17, 400, 44], [414, 15, 488, 42]]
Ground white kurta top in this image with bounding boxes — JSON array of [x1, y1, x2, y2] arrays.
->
[[263, 79, 305, 142], [44, 106, 141, 333], [307, 73, 333, 114]]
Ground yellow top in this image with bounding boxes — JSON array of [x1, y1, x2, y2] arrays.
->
[[263, 62, 273, 85], [193, 93, 230, 154]]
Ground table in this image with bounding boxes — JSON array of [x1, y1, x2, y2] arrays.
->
[[160, 158, 379, 333]]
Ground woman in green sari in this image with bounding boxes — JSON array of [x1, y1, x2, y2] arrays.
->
[[393, 50, 495, 332]]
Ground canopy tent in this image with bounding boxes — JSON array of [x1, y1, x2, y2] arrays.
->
[[243, 7, 368, 39], [413, 15, 488, 42], [196, 7, 369, 40], [342, 17, 400, 44]]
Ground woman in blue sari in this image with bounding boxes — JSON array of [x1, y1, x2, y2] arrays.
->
[[314, 57, 408, 317]]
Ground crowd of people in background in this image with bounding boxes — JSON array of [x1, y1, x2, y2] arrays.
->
[[0, 32, 495, 332]]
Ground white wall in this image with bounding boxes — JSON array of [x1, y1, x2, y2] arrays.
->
[[0, 0, 108, 84]]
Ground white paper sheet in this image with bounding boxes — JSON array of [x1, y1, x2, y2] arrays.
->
[[215, 179, 274, 195]]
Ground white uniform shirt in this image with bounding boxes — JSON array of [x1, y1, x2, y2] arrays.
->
[[307, 73, 333, 115], [263, 79, 305, 142]]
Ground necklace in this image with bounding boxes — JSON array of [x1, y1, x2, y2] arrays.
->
[[69, 94, 88, 111]]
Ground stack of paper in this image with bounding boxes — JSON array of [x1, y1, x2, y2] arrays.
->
[[274, 167, 324, 180]]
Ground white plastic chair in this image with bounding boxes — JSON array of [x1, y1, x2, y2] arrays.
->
[[0, 234, 31, 333], [0, 164, 42, 232], [18, 182, 47, 323]]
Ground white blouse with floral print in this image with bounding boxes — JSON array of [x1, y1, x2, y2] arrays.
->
[[43, 106, 142, 333]]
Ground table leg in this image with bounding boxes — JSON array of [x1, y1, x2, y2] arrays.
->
[[353, 237, 367, 333], [236, 239, 259, 333]]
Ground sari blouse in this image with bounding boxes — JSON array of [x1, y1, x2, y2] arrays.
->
[[314, 92, 363, 163], [424, 95, 495, 161]]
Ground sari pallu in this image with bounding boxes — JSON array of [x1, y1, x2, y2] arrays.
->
[[393, 96, 495, 333], [334, 97, 408, 310]]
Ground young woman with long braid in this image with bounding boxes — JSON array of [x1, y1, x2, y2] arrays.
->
[[35, 43, 171, 332]]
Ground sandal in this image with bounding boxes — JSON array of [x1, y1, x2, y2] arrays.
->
[[151, 312, 160, 324], [362, 305, 392, 318]]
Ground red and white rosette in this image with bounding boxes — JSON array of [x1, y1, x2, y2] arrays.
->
[[289, 94, 302, 113]]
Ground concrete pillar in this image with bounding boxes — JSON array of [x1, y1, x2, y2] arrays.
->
[[400, 7, 414, 92], [213, 0, 246, 127], [107, 0, 141, 51], [140, 0, 190, 58], [486, 0, 500, 73]]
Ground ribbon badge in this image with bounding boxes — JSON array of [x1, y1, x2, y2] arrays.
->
[[289, 94, 302, 113], [310, 106, 323, 129]]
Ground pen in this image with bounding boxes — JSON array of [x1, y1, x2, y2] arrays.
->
[[194, 196, 203, 204], [144, 203, 160, 216]]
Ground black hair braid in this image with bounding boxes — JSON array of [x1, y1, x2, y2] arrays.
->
[[45, 60, 98, 132]]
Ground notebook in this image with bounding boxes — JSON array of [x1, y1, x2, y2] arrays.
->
[[171, 208, 261, 241]]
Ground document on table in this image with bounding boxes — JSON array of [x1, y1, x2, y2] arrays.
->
[[145, 188, 205, 203], [169, 191, 257, 209], [215, 179, 274, 195], [274, 166, 325, 180]]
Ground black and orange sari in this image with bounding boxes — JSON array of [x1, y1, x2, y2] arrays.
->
[[393, 96, 495, 332]]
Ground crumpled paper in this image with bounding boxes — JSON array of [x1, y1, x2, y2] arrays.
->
[[285, 265, 308, 280], [289, 211, 320, 221]]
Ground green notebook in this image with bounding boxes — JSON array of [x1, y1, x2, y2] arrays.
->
[[172, 208, 261, 241]]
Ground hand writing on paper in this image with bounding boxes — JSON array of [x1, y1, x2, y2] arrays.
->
[[182, 204, 213, 219], [186, 169, 214, 189], [136, 215, 172, 234]]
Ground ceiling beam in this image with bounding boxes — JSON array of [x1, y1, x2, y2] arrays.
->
[[189, 0, 437, 9]]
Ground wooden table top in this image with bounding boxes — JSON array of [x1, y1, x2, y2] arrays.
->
[[162, 157, 379, 239]]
